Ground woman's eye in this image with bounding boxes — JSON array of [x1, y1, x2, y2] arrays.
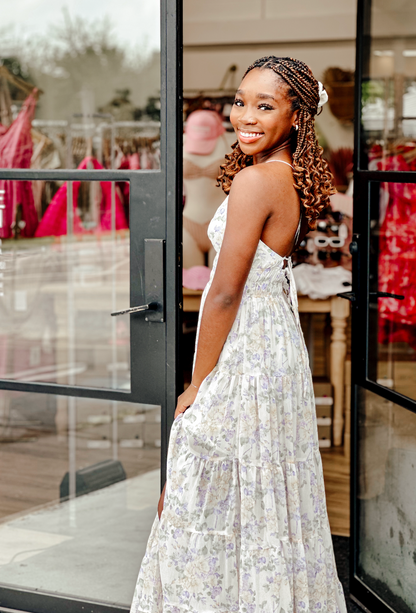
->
[[233, 98, 243, 107], [259, 104, 273, 111]]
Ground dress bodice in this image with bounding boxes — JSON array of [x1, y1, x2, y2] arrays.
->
[[207, 195, 299, 305]]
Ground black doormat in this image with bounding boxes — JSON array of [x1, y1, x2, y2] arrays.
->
[[332, 535, 364, 613]]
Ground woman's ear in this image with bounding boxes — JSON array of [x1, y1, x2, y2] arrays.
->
[[291, 109, 300, 130]]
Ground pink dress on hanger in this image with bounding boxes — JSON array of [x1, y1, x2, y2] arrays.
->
[[35, 156, 128, 237], [0, 91, 39, 239]]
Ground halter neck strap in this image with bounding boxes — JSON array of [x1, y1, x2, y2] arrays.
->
[[265, 159, 294, 170]]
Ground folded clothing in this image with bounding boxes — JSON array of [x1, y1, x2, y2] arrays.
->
[[293, 263, 352, 300]]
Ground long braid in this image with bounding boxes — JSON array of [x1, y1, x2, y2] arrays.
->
[[217, 56, 336, 229]]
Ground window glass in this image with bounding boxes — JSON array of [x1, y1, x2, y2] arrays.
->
[[0, 1, 160, 169], [357, 387, 416, 612], [0, 180, 131, 390], [361, 0, 416, 169], [0, 390, 160, 606], [368, 181, 416, 401]]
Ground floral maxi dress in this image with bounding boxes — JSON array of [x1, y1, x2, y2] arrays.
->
[[130, 195, 348, 613]]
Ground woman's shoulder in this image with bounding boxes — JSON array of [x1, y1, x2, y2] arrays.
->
[[229, 162, 293, 204]]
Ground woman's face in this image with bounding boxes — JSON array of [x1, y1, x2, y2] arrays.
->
[[230, 68, 299, 158]]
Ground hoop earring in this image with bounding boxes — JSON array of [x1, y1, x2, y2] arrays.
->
[[294, 125, 299, 131]]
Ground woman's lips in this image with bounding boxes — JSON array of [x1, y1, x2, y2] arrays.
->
[[238, 130, 264, 144]]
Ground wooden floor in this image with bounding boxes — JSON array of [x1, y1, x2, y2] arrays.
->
[[321, 445, 350, 536], [0, 425, 351, 536]]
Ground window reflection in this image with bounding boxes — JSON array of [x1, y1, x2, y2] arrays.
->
[[0, 390, 160, 606], [0, 3, 161, 170], [361, 1, 416, 168], [358, 388, 416, 612], [368, 181, 416, 401], [0, 180, 130, 390]]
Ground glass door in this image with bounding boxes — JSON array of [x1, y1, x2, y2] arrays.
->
[[349, 1, 416, 612], [0, 1, 182, 611]]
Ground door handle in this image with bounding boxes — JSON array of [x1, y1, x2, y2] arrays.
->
[[337, 291, 356, 302], [111, 301, 159, 316], [369, 291, 404, 300], [110, 238, 165, 322], [337, 291, 405, 302]]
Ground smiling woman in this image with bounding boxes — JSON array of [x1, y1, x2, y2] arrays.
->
[[218, 56, 336, 230], [130, 56, 347, 613]]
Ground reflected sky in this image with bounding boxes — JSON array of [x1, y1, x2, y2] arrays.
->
[[1, 0, 160, 60]]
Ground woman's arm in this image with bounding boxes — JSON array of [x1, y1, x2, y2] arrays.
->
[[175, 166, 274, 418]]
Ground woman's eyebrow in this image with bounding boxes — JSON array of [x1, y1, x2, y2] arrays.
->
[[257, 93, 276, 101], [235, 89, 276, 102]]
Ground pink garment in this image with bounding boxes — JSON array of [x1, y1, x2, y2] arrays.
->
[[128, 153, 141, 170], [377, 155, 416, 350], [182, 265, 211, 290], [35, 156, 128, 237], [0, 92, 39, 238]]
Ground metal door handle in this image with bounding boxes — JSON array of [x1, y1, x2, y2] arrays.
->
[[111, 301, 159, 317], [369, 291, 404, 300], [337, 291, 405, 303], [337, 291, 356, 302]]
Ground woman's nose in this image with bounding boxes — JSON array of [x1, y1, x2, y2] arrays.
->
[[239, 106, 256, 125]]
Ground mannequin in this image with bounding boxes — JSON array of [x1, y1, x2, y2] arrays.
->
[[182, 111, 233, 268]]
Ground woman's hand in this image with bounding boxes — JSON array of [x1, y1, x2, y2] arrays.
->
[[174, 383, 199, 420]]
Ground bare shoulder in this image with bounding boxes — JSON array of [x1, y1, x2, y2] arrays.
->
[[229, 162, 294, 213]]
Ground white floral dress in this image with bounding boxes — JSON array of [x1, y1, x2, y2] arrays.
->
[[130, 195, 348, 613]]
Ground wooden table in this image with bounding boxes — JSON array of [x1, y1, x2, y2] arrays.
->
[[183, 288, 350, 447]]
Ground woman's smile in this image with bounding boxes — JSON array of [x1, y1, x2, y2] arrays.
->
[[238, 129, 264, 143]]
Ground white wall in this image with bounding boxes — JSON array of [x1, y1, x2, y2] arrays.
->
[[183, 0, 357, 150], [183, 0, 357, 46]]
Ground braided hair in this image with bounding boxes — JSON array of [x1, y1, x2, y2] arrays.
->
[[217, 56, 336, 229]]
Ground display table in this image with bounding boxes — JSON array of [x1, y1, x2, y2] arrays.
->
[[182, 288, 350, 447]]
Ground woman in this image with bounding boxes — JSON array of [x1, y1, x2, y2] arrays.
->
[[130, 56, 348, 613]]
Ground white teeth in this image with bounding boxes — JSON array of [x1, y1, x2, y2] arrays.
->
[[240, 132, 262, 137]]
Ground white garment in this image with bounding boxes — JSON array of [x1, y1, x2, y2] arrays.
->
[[293, 263, 352, 300], [130, 196, 348, 613]]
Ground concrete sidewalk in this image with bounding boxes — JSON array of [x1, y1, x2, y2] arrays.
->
[[0, 470, 160, 607]]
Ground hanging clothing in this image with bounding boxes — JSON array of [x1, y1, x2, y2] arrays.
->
[[130, 194, 347, 613], [0, 92, 39, 239], [35, 156, 128, 237], [377, 154, 416, 349]]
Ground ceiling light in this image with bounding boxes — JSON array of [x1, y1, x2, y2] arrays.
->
[[403, 50, 416, 57], [373, 50, 394, 57]]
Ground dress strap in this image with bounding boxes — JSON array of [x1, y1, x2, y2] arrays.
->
[[265, 159, 294, 170]]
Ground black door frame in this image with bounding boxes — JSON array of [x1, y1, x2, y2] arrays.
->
[[0, 1, 182, 612], [350, 1, 416, 611]]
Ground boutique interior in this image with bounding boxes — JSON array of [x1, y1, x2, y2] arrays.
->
[[0, 0, 415, 608]]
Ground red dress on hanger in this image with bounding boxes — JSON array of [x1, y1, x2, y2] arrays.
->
[[377, 154, 416, 349], [0, 92, 39, 239], [35, 156, 128, 237]]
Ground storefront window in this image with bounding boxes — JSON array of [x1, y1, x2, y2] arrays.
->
[[368, 181, 416, 402], [0, 390, 160, 606], [0, 1, 160, 170], [0, 180, 131, 390], [361, 0, 416, 169], [358, 388, 416, 612]]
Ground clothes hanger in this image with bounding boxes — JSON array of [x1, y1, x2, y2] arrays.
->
[[0, 65, 43, 99]]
